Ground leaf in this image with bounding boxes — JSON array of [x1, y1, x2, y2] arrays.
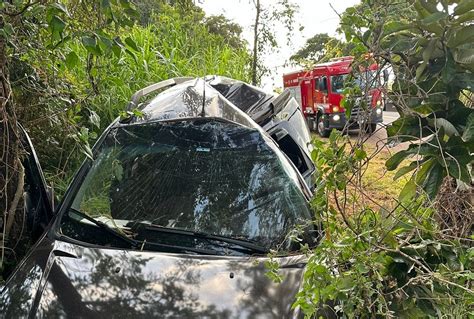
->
[[1, 22, 13, 36], [112, 160, 124, 181], [453, 0, 474, 16], [124, 48, 137, 63], [421, 161, 445, 199], [354, 149, 367, 161], [447, 25, 474, 49], [119, 0, 133, 9], [418, 0, 439, 14], [452, 72, 474, 90], [452, 44, 474, 65], [65, 51, 79, 69], [50, 15, 66, 36], [421, 12, 448, 25], [89, 110, 100, 128], [382, 21, 414, 38], [416, 62, 427, 80], [98, 35, 113, 50], [111, 43, 122, 58], [394, 161, 420, 180], [387, 115, 430, 140], [446, 160, 471, 183], [455, 10, 474, 24], [50, 2, 69, 15], [433, 118, 459, 136], [415, 158, 435, 185], [81, 36, 102, 56], [462, 113, 474, 141], [399, 177, 416, 202], [386, 150, 409, 171], [125, 37, 139, 52], [422, 39, 437, 64]]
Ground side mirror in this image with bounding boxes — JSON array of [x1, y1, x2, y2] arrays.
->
[[46, 185, 55, 212]]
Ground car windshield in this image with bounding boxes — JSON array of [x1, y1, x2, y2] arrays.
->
[[59, 120, 313, 254]]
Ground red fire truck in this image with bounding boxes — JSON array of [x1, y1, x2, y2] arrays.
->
[[283, 56, 386, 137]]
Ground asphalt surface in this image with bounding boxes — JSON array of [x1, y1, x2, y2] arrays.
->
[[382, 111, 399, 125], [337, 111, 405, 151]]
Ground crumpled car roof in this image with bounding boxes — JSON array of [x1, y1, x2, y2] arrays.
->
[[130, 78, 259, 129]]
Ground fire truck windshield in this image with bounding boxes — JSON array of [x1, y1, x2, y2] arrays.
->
[[330, 74, 348, 93], [331, 70, 381, 94]]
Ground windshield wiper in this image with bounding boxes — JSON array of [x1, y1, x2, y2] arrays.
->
[[63, 209, 219, 255], [130, 222, 269, 255], [67, 208, 140, 248]]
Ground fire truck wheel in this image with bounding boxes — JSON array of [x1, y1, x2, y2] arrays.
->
[[317, 116, 330, 138]]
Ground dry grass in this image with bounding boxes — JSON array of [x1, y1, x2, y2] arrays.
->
[[313, 130, 409, 213]]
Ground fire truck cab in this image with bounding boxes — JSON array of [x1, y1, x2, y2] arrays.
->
[[283, 56, 385, 137]]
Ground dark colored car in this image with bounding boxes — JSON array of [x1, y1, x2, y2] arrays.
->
[[1, 77, 321, 318]]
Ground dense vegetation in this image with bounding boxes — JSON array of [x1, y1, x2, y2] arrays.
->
[[289, 0, 473, 317], [0, 0, 251, 279]]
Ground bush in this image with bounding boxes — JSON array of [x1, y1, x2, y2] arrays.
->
[[292, 132, 473, 318]]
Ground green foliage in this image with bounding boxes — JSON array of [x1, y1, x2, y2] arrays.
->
[[290, 33, 354, 66], [1, 0, 250, 282], [292, 132, 473, 318], [8, 2, 251, 197], [340, 0, 473, 200], [204, 14, 246, 50]]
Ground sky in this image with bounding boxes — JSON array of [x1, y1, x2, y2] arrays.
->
[[197, 0, 360, 90]]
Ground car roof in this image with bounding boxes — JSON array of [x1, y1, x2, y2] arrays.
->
[[123, 78, 261, 130]]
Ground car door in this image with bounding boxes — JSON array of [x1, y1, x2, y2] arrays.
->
[[260, 90, 315, 188], [19, 124, 55, 242]]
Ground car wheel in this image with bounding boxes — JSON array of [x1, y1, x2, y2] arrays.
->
[[317, 116, 330, 138]]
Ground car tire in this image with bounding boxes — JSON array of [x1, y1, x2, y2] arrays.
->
[[317, 116, 330, 138]]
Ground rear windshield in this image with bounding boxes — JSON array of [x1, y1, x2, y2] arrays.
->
[[61, 120, 312, 250]]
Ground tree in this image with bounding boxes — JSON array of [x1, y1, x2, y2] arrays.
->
[[250, 0, 298, 85], [133, 0, 201, 25], [290, 33, 354, 66], [204, 14, 246, 50], [288, 0, 473, 317], [335, 0, 473, 205], [0, 0, 139, 278]]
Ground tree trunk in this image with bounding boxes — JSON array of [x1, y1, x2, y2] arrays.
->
[[251, 0, 260, 86], [0, 14, 23, 274]]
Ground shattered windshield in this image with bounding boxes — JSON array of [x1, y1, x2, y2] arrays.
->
[[59, 120, 312, 253]]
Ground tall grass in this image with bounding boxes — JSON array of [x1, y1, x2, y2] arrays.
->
[[38, 5, 252, 193], [64, 10, 251, 132]]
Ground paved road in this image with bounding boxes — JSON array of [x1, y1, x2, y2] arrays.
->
[[341, 111, 405, 151], [382, 111, 399, 125]]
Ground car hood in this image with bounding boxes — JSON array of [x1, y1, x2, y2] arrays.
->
[[1, 237, 306, 318]]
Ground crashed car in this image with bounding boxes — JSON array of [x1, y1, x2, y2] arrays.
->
[[1, 77, 321, 318]]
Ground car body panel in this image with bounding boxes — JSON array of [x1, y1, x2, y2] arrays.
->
[[1, 237, 305, 318]]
